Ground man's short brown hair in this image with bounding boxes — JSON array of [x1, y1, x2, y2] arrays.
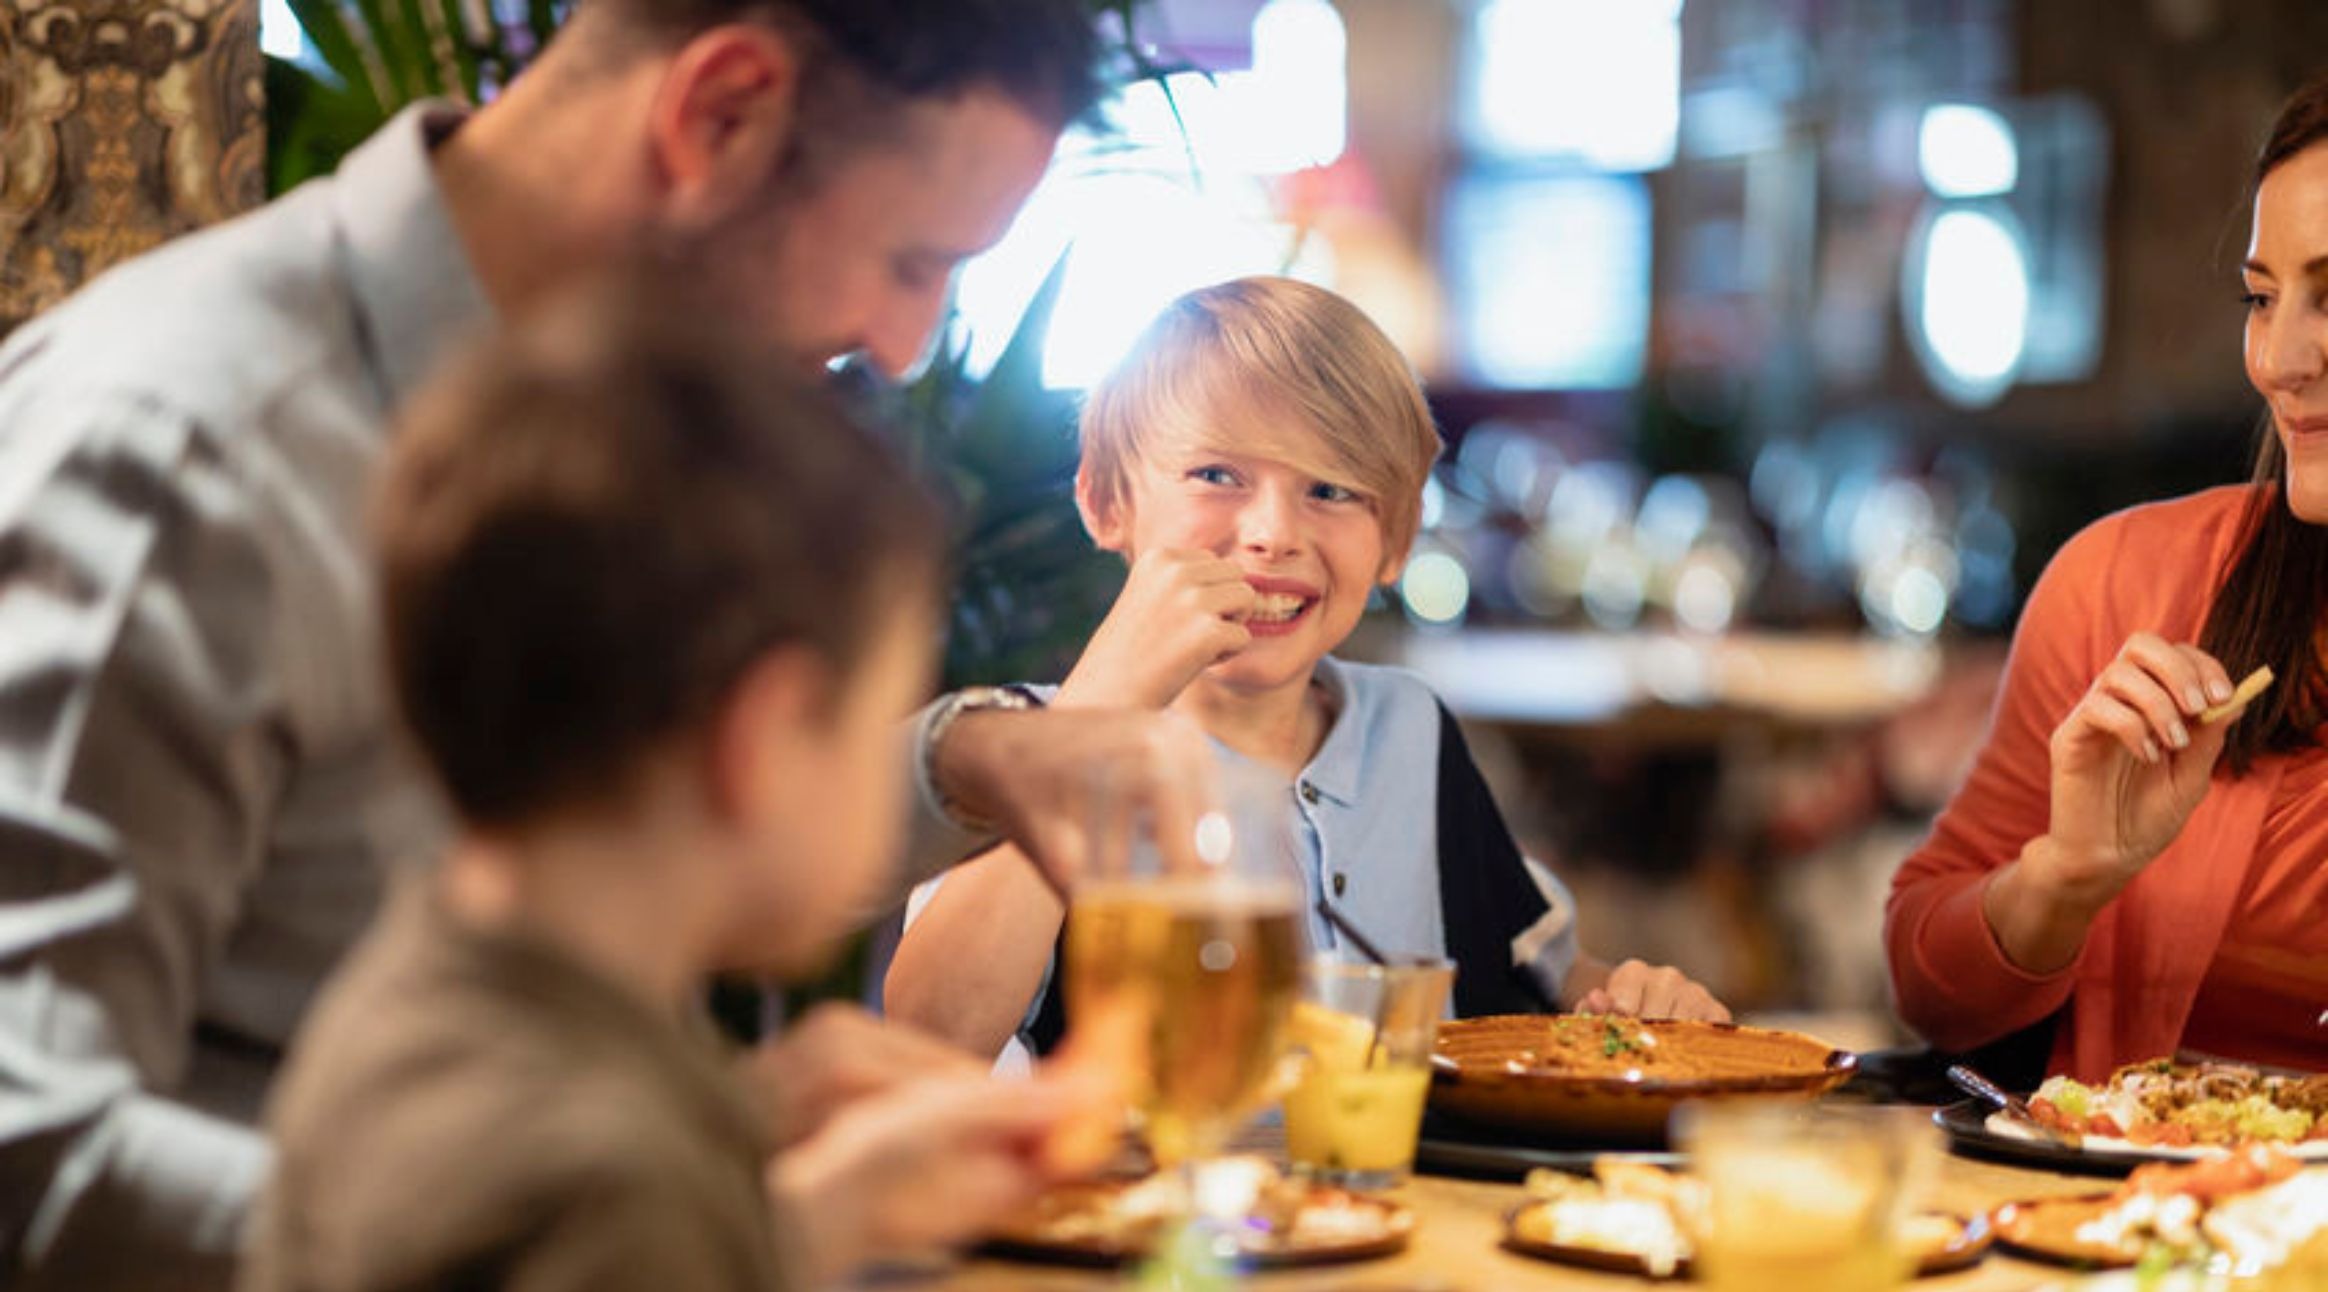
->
[[378, 284, 942, 828], [578, 0, 1103, 128]]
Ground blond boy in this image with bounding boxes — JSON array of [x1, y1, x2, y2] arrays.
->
[[888, 277, 1726, 1059]]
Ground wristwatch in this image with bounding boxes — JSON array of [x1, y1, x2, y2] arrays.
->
[[923, 684, 1047, 832]]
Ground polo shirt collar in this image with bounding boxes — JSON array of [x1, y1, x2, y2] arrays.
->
[[1297, 656, 1367, 808], [330, 102, 492, 409]]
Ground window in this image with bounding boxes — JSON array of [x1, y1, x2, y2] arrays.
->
[[951, 0, 1349, 389], [1446, 0, 1683, 390]]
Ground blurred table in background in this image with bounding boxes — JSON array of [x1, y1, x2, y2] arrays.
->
[[1353, 628, 2007, 1022], [1386, 628, 1946, 745]]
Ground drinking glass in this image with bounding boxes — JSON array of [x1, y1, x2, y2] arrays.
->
[[1675, 1100, 1940, 1292], [1283, 958, 1454, 1189], [1061, 757, 1306, 1169]]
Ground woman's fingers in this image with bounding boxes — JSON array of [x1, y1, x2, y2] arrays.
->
[[2096, 663, 2191, 754], [2072, 691, 2163, 763], [2119, 635, 2233, 716]]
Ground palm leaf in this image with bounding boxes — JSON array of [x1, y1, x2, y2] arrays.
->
[[281, 0, 388, 115], [264, 56, 387, 192]]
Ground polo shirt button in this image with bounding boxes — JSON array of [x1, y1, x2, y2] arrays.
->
[[1299, 781, 1320, 805], [1331, 872, 1348, 897]]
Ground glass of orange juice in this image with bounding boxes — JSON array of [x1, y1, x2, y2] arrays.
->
[[1281, 959, 1454, 1190], [1675, 1100, 1939, 1292]]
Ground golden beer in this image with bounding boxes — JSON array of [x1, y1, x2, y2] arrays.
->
[[1066, 879, 1301, 1164]]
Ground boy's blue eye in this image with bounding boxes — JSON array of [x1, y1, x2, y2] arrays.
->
[[1190, 465, 1239, 486], [1311, 482, 1361, 504]]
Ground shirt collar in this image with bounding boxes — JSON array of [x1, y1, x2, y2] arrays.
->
[[330, 102, 492, 410], [1297, 656, 1367, 807]]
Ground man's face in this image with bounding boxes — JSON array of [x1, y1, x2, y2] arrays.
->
[[708, 87, 1059, 380]]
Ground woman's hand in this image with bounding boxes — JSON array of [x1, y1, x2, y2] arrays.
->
[[1056, 549, 1256, 710], [2034, 633, 2241, 905]]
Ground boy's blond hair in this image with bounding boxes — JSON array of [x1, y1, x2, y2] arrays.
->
[[1079, 277, 1441, 566]]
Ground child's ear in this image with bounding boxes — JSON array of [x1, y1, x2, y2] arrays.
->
[[706, 645, 826, 824], [1075, 463, 1130, 553], [1377, 548, 1410, 587]]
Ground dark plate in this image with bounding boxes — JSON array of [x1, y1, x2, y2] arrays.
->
[[1932, 1099, 2268, 1176], [1415, 1107, 1684, 1180]]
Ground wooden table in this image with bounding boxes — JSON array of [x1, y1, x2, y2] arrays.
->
[[898, 1150, 2111, 1290]]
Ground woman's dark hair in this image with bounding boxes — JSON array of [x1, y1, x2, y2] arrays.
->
[[2198, 72, 2328, 775], [377, 279, 944, 828]]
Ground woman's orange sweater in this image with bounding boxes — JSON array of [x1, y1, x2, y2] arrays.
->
[[1886, 484, 2324, 1079]]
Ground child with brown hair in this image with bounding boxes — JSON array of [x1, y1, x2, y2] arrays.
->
[[887, 276, 1727, 1061], [241, 292, 1098, 1292]]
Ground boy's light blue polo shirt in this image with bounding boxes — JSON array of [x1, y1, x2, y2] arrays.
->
[[960, 656, 1580, 1048], [1254, 656, 1578, 999]]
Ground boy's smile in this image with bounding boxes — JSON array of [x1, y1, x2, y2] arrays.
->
[[1244, 575, 1321, 636], [1093, 417, 1401, 698]]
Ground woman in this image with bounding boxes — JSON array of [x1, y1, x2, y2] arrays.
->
[[1887, 76, 2328, 1080]]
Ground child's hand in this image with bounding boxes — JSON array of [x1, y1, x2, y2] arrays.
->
[[1040, 1002, 1144, 1175], [737, 1003, 983, 1149], [1058, 549, 1257, 709], [1573, 959, 1731, 1023], [768, 1071, 1101, 1282]]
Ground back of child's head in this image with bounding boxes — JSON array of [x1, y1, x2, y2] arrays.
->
[[377, 283, 942, 829], [1079, 277, 1441, 560]]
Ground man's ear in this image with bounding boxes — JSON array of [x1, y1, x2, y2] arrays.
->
[[646, 24, 802, 232], [1075, 462, 1130, 553], [705, 645, 826, 823]]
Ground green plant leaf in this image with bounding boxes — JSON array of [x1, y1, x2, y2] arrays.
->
[[265, 56, 387, 193], [282, 0, 386, 116], [951, 251, 1078, 489], [345, 0, 420, 104]]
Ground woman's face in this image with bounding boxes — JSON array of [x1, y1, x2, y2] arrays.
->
[[2244, 140, 2328, 523]]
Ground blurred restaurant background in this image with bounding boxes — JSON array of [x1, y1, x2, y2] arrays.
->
[[16, 0, 2328, 1040]]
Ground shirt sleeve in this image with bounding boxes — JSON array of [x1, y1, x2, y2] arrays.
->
[[1515, 856, 1582, 1003], [1883, 511, 2126, 1052], [0, 391, 288, 1288]]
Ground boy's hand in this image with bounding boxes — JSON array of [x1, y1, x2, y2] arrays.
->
[[1057, 549, 1257, 709], [738, 1003, 982, 1150], [1571, 958, 1731, 1023], [768, 1071, 1106, 1283]]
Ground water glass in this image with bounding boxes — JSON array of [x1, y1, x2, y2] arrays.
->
[[1282, 958, 1455, 1189], [1675, 1100, 1939, 1292]]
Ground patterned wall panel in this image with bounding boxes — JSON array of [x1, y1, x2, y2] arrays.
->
[[0, 0, 264, 333]]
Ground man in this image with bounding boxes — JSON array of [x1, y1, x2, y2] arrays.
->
[[0, 2, 1202, 1286]]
